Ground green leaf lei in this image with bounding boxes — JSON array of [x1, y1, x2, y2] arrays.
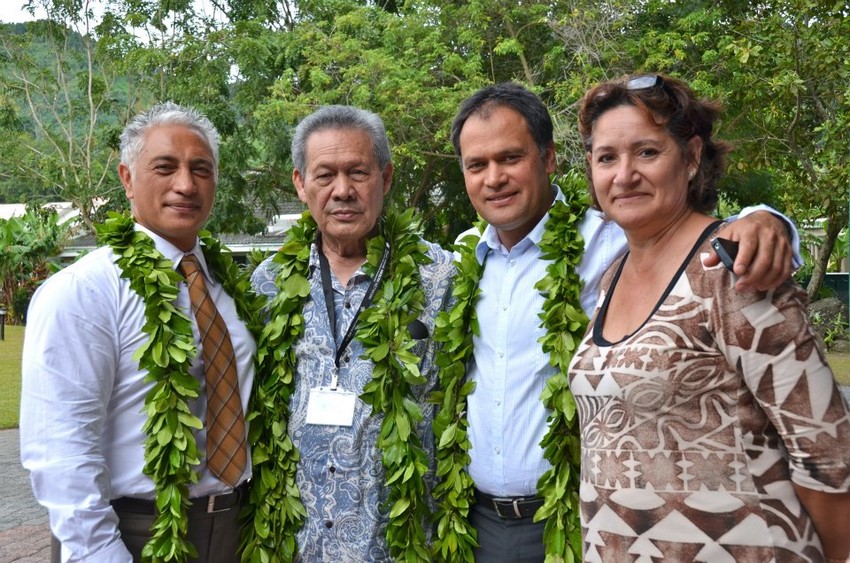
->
[[240, 213, 314, 563], [358, 208, 433, 561], [96, 211, 265, 563], [241, 208, 436, 562], [533, 184, 589, 563], [430, 224, 484, 562], [432, 178, 589, 563]]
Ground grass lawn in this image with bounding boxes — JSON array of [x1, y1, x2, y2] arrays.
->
[[830, 352, 850, 386], [1, 324, 849, 429], [0, 325, 23, 429]]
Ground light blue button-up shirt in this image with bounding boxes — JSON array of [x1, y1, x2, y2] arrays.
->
[[466, 186, 626, 496]]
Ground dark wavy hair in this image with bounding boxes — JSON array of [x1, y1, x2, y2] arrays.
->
[[577, 74, 731, 213]]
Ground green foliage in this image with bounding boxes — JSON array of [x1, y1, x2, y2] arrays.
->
[[431, 172, 589, 562], [242, 212, 313, 563], [830, 228, 848, 272], [244, 208, 438, 561], [431, 224, 483, 562], [810, 310, 849, 352], [620, 0, 849, 296], [1, 0, 845, 268], [248, 0, 478, 243], [823, 313, 848, 350], [0, 325, 24, 429], [3, 7, 847, 557], [244, 248, 272, 274], [0, 17, 130, 227], [0, 205, 69, 323]]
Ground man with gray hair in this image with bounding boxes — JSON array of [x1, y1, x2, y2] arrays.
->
[[21, 102, 258, 562], [249, 105, 455, 560]]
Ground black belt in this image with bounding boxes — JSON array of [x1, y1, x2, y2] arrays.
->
[[474, 488, 544, 520], [111, 480, 249, 515]]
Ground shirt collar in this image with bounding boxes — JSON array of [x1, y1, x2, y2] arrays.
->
[[133, 223, 212, 281], [474, 184, 564, 263]]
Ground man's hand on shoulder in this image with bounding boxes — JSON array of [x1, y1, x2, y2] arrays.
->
[[705, 210, 793, 292]]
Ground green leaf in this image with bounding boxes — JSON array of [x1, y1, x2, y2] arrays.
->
[[388, 497, 411, 518]]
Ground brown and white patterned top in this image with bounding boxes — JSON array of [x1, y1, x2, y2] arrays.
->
[[568, 223, 850, 562]]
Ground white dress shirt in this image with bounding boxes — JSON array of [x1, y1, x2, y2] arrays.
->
[[465, 187, 801, 497], [20, 224, 256, 563]]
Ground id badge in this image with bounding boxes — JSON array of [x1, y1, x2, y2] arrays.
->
[[306, 387, 357, 426]]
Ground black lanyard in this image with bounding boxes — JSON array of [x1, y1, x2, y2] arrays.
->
[[317, 237, 391, 371]]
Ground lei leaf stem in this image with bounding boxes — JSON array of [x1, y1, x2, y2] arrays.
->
[[430, 225, 484, 562], [356, 208, 433, 562], [240, 214, 314, 563]]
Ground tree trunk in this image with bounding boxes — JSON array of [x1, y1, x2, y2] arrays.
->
[[806, 216, 842, 299]]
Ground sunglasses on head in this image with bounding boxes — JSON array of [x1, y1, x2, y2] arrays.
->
[[627, 74, 668, 92], [592, 74, 671, 102]]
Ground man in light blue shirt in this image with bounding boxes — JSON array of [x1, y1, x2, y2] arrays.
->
[[449, 82, 800, 562]]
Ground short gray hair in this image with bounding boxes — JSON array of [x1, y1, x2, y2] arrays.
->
[[291, 105, 391, 173], [119, 101, 221, 180]]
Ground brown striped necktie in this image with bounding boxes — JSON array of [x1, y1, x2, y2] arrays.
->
[[179, 254, 247, 488]]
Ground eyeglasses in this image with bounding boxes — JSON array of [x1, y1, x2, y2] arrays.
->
[[591, 74, 671, 103], [627, 74, 665, 92], [623, 74, 679, 107]]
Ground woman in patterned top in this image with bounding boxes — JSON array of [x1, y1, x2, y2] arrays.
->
[[568, 73, 850, 562]]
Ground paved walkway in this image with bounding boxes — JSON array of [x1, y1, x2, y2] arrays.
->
[[0, 429, 50, 562], [2, 386, 850, 561]]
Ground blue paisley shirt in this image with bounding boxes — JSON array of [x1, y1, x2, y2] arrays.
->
[[251, 239, 455, 562]]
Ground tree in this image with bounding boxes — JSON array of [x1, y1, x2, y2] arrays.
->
[[2, 0, 845, 266], [615, 0, 850, 298], [238, 0, 618, 243], [228, 0, 481, 242], [0, 205, 69, 323], [1, 0, 283, 236], [0, 8, 138, 230]]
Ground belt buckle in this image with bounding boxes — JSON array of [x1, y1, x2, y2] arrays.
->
[[206, 492, 232, 514], [491, 496, 524, 519], [511, 498, 524, 519]]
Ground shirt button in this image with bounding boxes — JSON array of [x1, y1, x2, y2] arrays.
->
[[495, 400, 501, 406], [510, 260, 517, 267], [497, 351, 504, 358], [501, 304, 507, 311], [344, 301, 351, 309], [325, 520, 333, 528], [343, 355, 350, 363], [494, 447, 501, 455], [329, 466, 336, 474]]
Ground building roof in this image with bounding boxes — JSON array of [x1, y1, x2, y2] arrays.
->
[[0, 201, 81, 223], [61, 231, 292, 260]]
